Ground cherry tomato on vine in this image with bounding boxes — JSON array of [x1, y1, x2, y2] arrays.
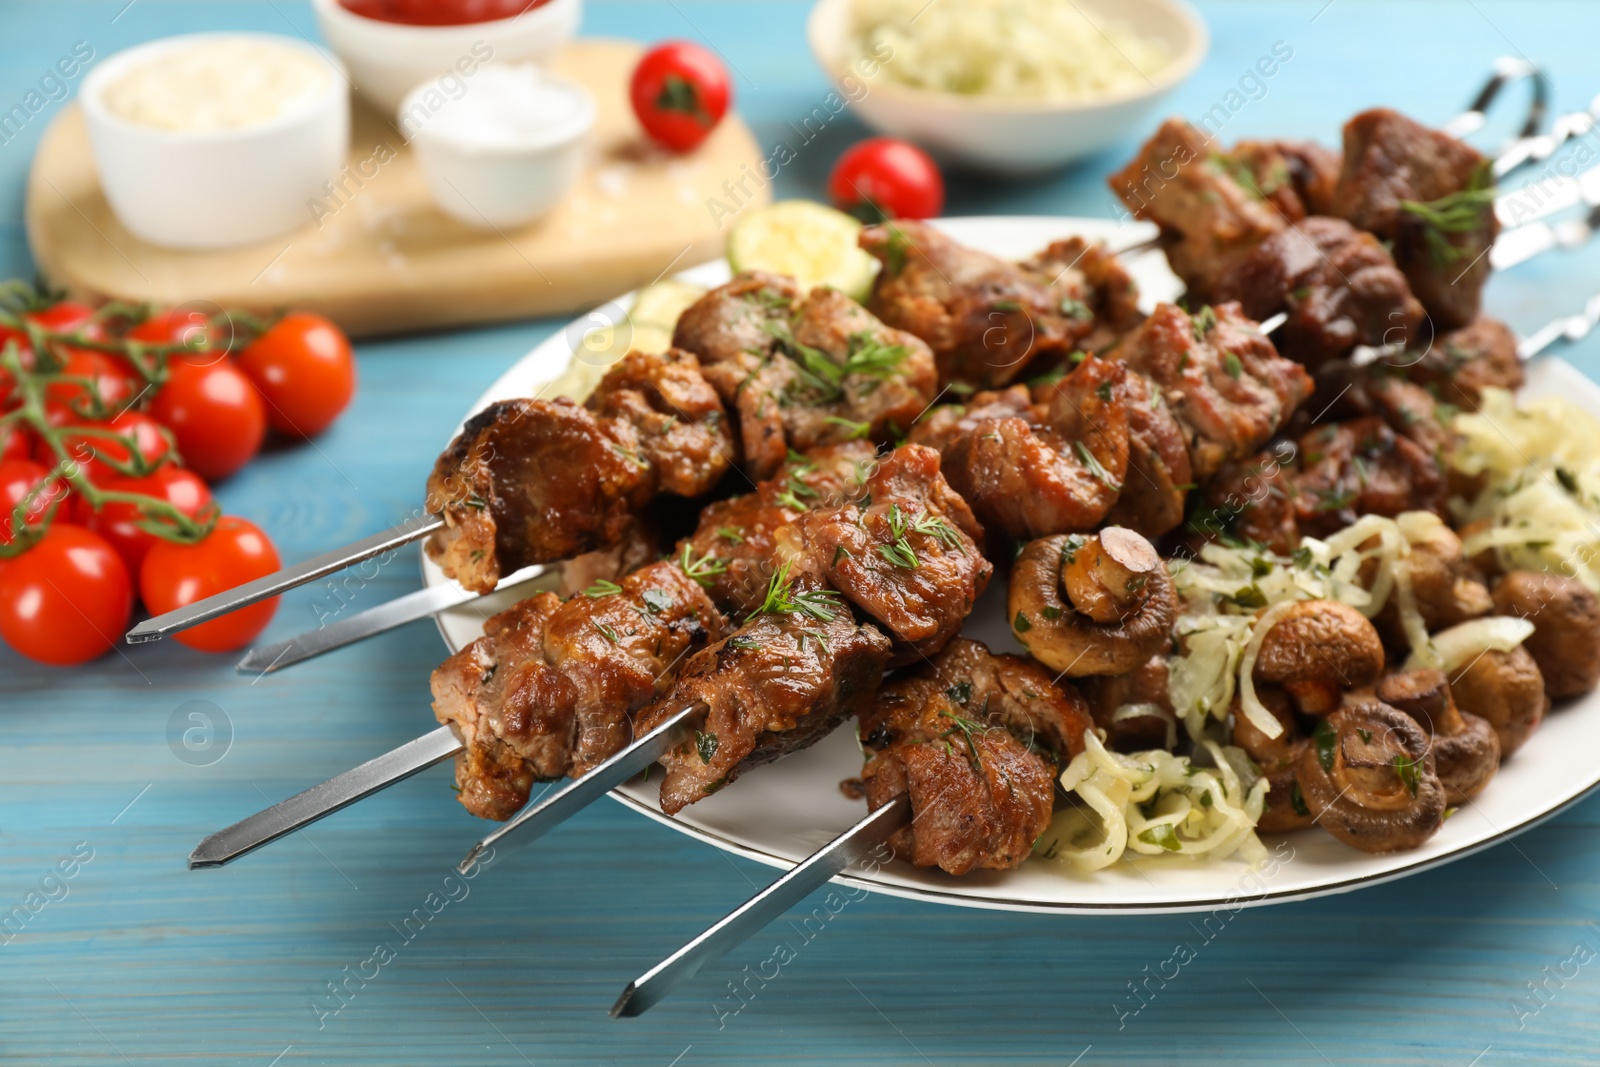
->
[[0, 459, 70, 546], [1, 423, 33, 462], [50, 410, 175, 489], [1, 302, 100, 406], [140, 515, 279, 652], [42, 350, 142, 421], [629, 41, 731, 152], [129, 307, 215, 354], [0, 524, 131, 665], [85, 466, 213, 574], [235, 313, 357, 437], [827, 137, 945, 222], [149, 356, 265, 482]]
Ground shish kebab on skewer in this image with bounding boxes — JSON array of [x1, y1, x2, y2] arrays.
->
[[193, 232, 1325, 868], [194, 103, 1542, 865], [136, 78, 1562, 647]]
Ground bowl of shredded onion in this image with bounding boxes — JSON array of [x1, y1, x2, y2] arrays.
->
[[807, 0, 1207, 174]]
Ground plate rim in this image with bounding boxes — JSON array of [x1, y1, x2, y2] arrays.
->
[[423, 214, 1598, 914]]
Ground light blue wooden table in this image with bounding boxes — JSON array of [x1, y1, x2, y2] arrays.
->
[[5, 2, 1600, 1063]]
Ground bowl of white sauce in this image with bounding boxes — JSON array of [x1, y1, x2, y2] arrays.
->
[[401, 63, 593, 228], [808, 0, 1208, 174], [80, 33, 349, 249]]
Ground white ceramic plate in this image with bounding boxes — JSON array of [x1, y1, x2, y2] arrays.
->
[[423, 216, 1600, 914]]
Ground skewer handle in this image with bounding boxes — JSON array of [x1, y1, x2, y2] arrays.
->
[[610, 795, 912, 1018], [460, 704, 700, 874], [188, 725, 463, 869], [1444, 56, 1548, 147], [127, 514, 444, 644]]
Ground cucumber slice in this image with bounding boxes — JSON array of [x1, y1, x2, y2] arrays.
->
[[726, 200, 880, 302]]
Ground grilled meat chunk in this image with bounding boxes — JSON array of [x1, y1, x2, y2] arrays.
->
[[1077, 655, 1176, 752], [641, 605, 892, 815], [674, 441, 877, 614], [1402, 315, 1523, 410], [1021, 236, 1144, 355], [1210, 216, 1426, 366], [584, 348, 737, 497], [1115, 302, 1312, 481], [672, 274, 937, 478], [1294, 417, 1445, 536], [1332, 108, 1496, 330], [433, 563, 726, 820], [425, 349, 733, 594], [1186, 443, 1302, 555], [432, 593, 579, 820], [1108, 118, 1285, 300], [1226, 138, 1341, 220], [861, 220, 1089, 386], [1102, 367, 1193, 538], [790, 444, 992, 665], [933, 355, 1130, 544], [859, 638, 1091, 875], [672, 271, 800, 478], [425, 398, 648, 594]]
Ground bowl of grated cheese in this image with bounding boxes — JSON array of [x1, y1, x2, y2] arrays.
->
[[807, 0, 1207, 174]]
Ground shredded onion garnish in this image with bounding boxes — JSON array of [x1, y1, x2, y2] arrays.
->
[[1451, 387, 1600, 592], [1166, 512, 1448, 741], [1038, 733, 1268, 870], [1405, 616, 1536, 673]]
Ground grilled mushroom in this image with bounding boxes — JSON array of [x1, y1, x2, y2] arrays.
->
[[1295, 701, 1446, 853], [1253, 599, 1385, 715], [1231, 687, 1314, 832], [1009, 528, 1177, 677], [1448, 645, 1549, 757], [1491, 571, 1600, 701], [1376, 669, 1499, 803], [1376, 523, 1492, 647]]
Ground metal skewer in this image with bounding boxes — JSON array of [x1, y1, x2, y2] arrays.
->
[[188, 702, 701, 870], [458, 705, 699, 874], [235, 565, 545, 675], [610, 795, 912, 1018], [189, 725, 463, 869], [127, 514, 443, 644]]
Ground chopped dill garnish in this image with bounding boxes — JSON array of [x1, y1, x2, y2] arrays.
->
[[584, 578, 623, 598]]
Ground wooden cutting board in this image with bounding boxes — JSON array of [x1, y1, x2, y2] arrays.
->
[[24, 38, 768, 338]]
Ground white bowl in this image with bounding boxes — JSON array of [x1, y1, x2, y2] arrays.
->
[[401, 66, 593, 228], [79, 33, 349, 250], [311, 0, 582, 117], [807, 0, 1208, 175]]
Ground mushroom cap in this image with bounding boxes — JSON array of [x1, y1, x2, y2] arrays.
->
[[1253, 599, 1385, 690], [1295, 701, 1446, 853], [1008, 532, 1177, 677], [1449, 645, 1548, 757], [1377, 670, 1499, 803], [1492, 570, 1600, 701]]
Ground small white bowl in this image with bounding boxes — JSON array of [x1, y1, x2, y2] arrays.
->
[[401, 65, 593, 228], [807, 0, 1208, 175], [311, 0, 582, 117], [79, 33, 349, 249]]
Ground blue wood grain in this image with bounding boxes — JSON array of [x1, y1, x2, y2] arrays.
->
[[5, 1, 1600, 1063]]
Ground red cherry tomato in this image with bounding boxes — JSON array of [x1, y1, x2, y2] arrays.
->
[[85, 467, 213, 574], [828, 137, 945, 221], [42, 349, 142, 423], [149, 357, 265, 482], [140, 515, 280, 652], [0, 459, 70, 546], [1, 423, 34, 462], [129, 307, 215, 352], [1, 302, 100, 407], [629, 41, 731, 152], [49, 411, 176, 489], [235, 313, 357, 437], [0, 524, 131, 665]]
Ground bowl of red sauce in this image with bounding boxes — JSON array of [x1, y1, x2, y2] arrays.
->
[[312, 0, 581, 116]]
